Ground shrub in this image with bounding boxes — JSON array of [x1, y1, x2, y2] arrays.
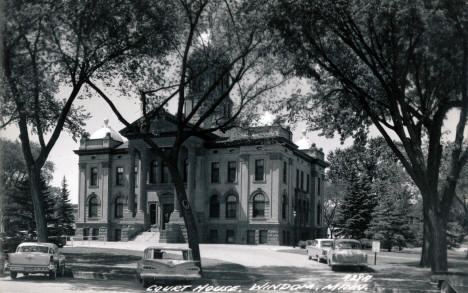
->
[[298, 240, 307, 249]]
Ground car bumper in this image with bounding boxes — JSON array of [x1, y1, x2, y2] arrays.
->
[[9, 265, 52, 272], [139, 272, 201, 281]]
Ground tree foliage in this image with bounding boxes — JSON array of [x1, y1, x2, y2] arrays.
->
[[270, 0, 468, 272], [53, 177, 75, 236], [2, 0, 177, 241]]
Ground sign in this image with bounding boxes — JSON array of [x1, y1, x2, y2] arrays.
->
[[372, 241, 380, 253]]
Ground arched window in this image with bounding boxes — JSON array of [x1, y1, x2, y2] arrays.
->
[[149, 160, 158, 184], [209, 195, 220, 218], [225, 195, 237, 219], [88, 196, 98, 218], [115, 197, 124, 218], [282, 194, 288, 220], [253, 194, 265, 218]]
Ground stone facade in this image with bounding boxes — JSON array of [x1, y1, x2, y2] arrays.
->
[[74, 121, 327, 245]]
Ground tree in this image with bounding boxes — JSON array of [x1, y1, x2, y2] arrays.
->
[[335, 171, 374, 239], [367, 188, 413, 251], [2, 0, 176, 242], [322, 181, 345, 238], [0, 139, 54, 234], [87, 0, 283, 269], [54, 177, 75, 236], [270, 0, 468, 272]]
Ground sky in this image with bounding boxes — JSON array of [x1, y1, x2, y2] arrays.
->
[[0, 84, 463, 204]]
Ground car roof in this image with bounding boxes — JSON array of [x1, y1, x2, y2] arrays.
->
[[144, 246, 191, 251], [18, 242, 57, 248], [316, 239, 333, 241], [334, 239, 360, 243]]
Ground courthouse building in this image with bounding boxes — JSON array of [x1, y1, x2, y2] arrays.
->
[[74, 50, 327, 245]]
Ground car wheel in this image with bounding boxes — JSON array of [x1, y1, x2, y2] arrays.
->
[[59, 265, 65, 277], [331, 265, 336, 271], [49, 269, 57, 280], [10, 271, 17, 280], [23, 273, 29, 277], [308, 255, 312, 260], [142, 278, 151, 288], [440, 281, 455, 293]]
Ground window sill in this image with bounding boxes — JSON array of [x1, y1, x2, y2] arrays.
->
[[253, 180, 266, 184], [251, 217, 266, 220], [89, 185, 99, 189]]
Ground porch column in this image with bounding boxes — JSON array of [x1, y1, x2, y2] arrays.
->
[[169, 154, 184, 223], [127, 149, 136, 214], [139, 148, 148, 213]]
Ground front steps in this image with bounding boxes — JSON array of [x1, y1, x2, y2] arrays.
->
[[131, 231, 160, 243]]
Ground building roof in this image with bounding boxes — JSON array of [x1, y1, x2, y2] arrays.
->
[[90, 119, 124, 142]]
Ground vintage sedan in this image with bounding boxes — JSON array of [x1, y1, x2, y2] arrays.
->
[[307, 239, 334, 262], [136, 246, 201, 288], [327, 239, 368, 271], [7, 242, 66, 279]]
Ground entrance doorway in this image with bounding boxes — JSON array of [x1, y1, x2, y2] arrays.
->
[[162, 203, 174, 230], [149, 203, 158, 225]]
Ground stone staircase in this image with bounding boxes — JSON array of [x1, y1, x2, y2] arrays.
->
[[131, 231, 160, 243]]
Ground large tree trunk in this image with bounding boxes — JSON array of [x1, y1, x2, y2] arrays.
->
[[28, 166, 48, 242], [428, 204, 448, 272], [420, 202, 431, 267], [170, 166, 202, 273]]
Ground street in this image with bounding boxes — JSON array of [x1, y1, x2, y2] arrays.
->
[[2, 244, 466, 292]]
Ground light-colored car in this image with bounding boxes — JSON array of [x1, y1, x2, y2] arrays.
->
[[7, 242, 66, 279], [326, 239, 368, 271], [307, 239, 334, 262], [136, 246, 201, 288]]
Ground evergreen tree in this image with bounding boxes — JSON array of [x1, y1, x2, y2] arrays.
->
[[4, 177, 56, 236], [54, 177, 75, 236], [367, 190, 413, 251], [335, 171, 375, 239]]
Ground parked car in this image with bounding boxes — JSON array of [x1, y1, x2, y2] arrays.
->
[[307, 239, 334, 262], [7, 242, 66, 280], [326, 239, 368, 271], [136, 246, 201, 288]]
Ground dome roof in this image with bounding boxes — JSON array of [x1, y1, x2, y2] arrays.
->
[[89, 119, 124, 142]]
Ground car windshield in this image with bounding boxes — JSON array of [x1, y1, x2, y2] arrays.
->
[[321, 241, 333, 247], [17, 246, 50, 253], [147, 249, 190, 260], [335, 242, 361, 249]]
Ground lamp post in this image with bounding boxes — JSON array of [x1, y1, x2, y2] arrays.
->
[[293, 210, 297, 248]]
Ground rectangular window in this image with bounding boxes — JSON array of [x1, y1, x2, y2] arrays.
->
[[227, 161, 236, 183], [255, 159, 264, 181], [283, 161, 287, 183], [259, 230, 268, 244], [296, 169, 299, 187], [92, 228, 99, 240], [301, 171, 304, 190], [83, 228, 89, 240], [317, 177, 321, 195], [211, 162, 219, 183], [116, 167, 124, 186], [209, 230, 218, 243], [90, 167, 98, 186], [226, 230, 235, 243], [161, 161, 170, 183], [306, 174, 310, 192], [247, 230, 255, 244], [114, 229, 121, 241]]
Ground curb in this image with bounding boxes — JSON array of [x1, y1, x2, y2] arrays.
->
[[71, 270, 136, 281]]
